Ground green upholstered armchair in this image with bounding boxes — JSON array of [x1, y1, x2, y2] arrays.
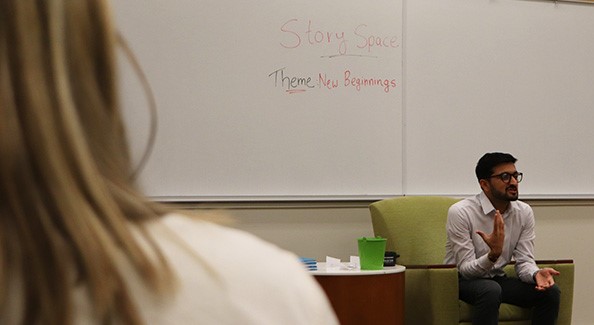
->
[[369, 196, 574, 325]]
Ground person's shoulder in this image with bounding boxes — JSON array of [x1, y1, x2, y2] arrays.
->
[[512, 199, 533, 215], [449, 195, 479, 213], [514, 199, 531, 208], [447, 195, 485, 226], [158, 213, 298, 264], [141, 213, 339, 324], [155, 213, 328, 286]]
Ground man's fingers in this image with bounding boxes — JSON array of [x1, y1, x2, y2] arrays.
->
[[493, 211, 505, 235], [476, 230, 487, 241]]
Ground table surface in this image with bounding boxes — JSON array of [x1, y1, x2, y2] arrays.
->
[[310, 262, 405, 276]]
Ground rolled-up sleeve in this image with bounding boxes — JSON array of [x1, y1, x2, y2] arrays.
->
[[446, 205, 494, 279], [513, 206, 539, 283]]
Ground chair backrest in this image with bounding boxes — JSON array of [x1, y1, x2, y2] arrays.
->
[[369, 196, 460, 265]]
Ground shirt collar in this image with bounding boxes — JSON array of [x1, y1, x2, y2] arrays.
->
[[478, 191, 519, 215]]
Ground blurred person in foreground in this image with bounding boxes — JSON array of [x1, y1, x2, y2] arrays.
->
[[0, 1, 338, 324]]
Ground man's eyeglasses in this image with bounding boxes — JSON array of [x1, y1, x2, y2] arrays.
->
[[488, 172, 523, 183]]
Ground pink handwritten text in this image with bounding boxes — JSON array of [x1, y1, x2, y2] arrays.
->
[[279, 19, 399, 57]]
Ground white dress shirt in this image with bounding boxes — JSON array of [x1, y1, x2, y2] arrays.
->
[[444, 192, 540, 283]]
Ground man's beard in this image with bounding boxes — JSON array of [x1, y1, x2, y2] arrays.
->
[[491, 184, 519, 201]]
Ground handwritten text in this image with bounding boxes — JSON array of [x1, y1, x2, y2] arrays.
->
[[269, 67, 397, 94], [279, 19, 399, 57]]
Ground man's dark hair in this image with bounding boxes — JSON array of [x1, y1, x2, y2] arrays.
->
[[475, 152, 517, 181]]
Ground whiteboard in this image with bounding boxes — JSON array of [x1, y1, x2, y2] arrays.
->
[[404, 0, 594, 198], [114, 0, 594, 201], [114, 0, 404, 201]]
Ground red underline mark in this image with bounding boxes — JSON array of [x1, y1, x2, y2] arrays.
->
[[286, 89, 306, 94]]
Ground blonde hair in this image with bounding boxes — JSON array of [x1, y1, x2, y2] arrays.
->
[[0, 0, 174, 323]]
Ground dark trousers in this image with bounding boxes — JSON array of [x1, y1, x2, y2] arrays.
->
[[459, 275, 560, 325]]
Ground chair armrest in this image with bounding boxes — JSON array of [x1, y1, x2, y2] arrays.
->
[[404, 264, 459, 325], [536, 260, 574, 325], [503, 259, 574, 325]]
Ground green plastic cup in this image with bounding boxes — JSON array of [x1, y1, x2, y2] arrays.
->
[[358, 236, 387, 270]]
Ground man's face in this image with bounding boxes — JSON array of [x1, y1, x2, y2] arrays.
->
[[483, 162, 520, 202]]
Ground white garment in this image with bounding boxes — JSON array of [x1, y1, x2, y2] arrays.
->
[[444, 192, 539, 283], [75, 213, 339, 324]]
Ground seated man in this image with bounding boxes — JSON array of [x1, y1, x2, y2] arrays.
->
[[444, 152, 560, 325]]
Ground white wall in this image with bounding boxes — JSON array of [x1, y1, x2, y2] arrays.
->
[[531, 203, 592, 325], [194, 200, 594, 325]]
